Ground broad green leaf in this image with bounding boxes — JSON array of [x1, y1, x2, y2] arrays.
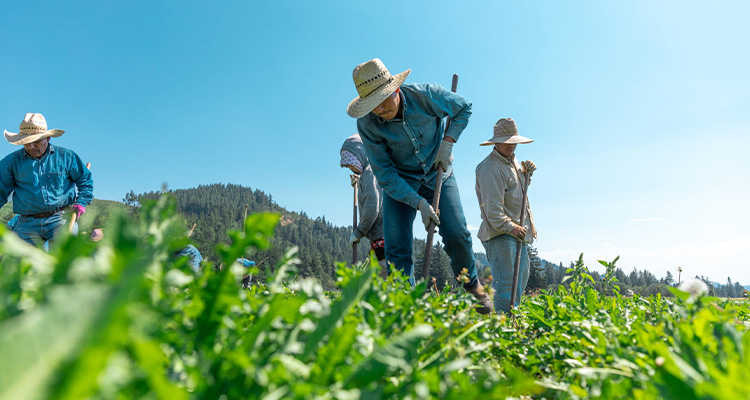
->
[[668, 286, 690, 301], [301, 267, 373, 359], [0, 286, 107, 400], [309, 317, 359, 384], [345, 324, 434, 388], [131, 336, 188, 400]]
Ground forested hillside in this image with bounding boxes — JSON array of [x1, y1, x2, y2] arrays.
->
[[133, 183, 468, 289], [3, 183, 746, 295]]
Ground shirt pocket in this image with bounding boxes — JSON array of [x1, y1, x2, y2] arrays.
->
[[47, 171, 67, 192], [412, 117, 439, 143]]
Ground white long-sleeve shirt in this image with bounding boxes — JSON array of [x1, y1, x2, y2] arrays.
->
[[475, 149, 536, 243]]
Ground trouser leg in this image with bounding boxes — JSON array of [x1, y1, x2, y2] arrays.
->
[[483, 235, 529, 313], [369, 237, 386, 261], [383, 193, 416, 287], [419, 174, 478, 288], [12, 216, 45, 246], [41, 213, 67, 243], [369, 238, 388, 278]]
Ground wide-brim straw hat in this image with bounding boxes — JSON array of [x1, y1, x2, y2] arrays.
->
[[4, 113, 65, 145], [347, 58, 410, 119], [480, 118, 533, 145]]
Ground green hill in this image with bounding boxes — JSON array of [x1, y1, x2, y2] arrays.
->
[[1, 184, 462, 290], [135, 183, 381, 289], [133, 183, 469, 290]]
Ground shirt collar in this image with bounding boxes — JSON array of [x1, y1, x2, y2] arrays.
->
[[21, 143, 55, 159], [492, 148, 514, 165]]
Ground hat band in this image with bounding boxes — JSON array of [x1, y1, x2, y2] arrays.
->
[[359, 76, 393, 100], [20, 128, 46, 134], [355, 70, 388, 89]]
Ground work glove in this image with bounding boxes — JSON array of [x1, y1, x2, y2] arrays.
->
[[349, 232, 361, 246], [433, 140, 454, 172], [417, 198, 440, 231], [350, 173, 360, 188], [71, 204, 86, 216], [522, 160, 536, 177]]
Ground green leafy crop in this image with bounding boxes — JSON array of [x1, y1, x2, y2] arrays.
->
[[0, 195, 747, 399]]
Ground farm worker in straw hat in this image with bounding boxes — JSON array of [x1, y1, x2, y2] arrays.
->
[[0, 113, 93, 246], [340, 133, 386, 266], [347, 58, 492, 314], [475, 118, 537, 314]]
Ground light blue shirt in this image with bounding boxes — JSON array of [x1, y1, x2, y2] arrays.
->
[[6, 214, 18, 229], [0, 144, 93, 215], [356, 83, 471, 209]]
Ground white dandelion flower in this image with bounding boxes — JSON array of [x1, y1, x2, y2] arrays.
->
[[678, 279, 709, 299]]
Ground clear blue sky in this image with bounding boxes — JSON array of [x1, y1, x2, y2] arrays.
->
[[2, 1, 748, 284]]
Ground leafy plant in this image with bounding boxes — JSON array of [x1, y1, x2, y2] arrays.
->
[[0, 196, 748, 399]]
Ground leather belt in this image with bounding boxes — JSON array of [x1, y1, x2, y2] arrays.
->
[[24, 207, 67, 219]]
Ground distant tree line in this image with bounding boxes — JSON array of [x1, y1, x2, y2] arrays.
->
[[691, 275, 747, 298], [522, 253, 748, 298], [122, 183, 748, 296], [128, 184, 462, 290]]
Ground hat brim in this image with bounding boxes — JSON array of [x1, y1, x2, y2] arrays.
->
[[346, 69, 411, 118], [480, 135, 533, 146], [4, 129, 65, 145]]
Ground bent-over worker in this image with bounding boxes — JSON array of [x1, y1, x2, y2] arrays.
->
[[347, 58, 491, 313], [340, 133, 386, 266]]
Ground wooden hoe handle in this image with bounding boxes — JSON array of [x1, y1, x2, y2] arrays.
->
[[422, 74, 459, 283]]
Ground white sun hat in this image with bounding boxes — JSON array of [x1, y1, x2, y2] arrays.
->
[[346, 58, 411, 118], [4, 113, 65, 145], [480, 118, 533, 146]]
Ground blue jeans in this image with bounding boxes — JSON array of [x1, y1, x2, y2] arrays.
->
[[11, 212, 72, 247], [482, 234, 529, 314], [383, 174, 478, 288]]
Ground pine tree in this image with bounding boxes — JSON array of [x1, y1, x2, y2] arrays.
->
[[544, 262, 555, 287], [526, 245, 546, 292], [664, 271, 674, 286], [726, 277, 736, 298], [551, 262, 561, 284]]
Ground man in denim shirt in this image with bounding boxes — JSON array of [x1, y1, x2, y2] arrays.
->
[[347, 59, 492, 313], [1, 113, 93, 246]]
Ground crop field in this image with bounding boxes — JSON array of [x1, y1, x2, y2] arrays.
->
[[1, 196, 748, 400]]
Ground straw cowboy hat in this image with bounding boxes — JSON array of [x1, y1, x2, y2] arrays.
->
[[347, 58, 410, 118], [480, 118, 533, 146], [4, 113, 65, 145]]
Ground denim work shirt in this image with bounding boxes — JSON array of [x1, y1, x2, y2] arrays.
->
[[356, 83, 472, 209], [0, 144, 94, 216]]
